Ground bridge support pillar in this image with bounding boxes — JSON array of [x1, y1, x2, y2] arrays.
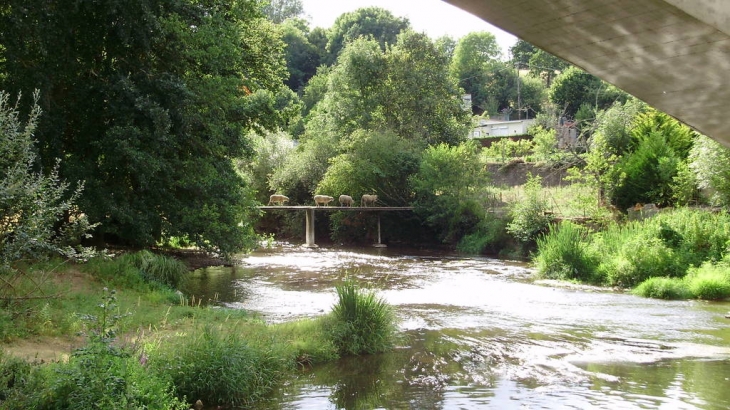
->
[[304, 208, 317, 248], [373, 213, 386, 248]]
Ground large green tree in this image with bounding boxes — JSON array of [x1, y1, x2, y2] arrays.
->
[[549, 66, 628, 118], [324, 7, 410, 65], [0, 0, 288, 256], [280, 19, 321, 93], [263, 0, 303, 23], [449, 32, 505, 115]]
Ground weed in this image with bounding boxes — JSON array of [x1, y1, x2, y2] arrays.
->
[[326, 279, 397, 356]]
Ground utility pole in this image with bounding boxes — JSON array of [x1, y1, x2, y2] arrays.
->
[[516, 63, 522, 120]]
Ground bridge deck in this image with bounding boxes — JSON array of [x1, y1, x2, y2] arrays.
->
[[259, 206, 413, 211]]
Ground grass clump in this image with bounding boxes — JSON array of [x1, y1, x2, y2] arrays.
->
[[684, 263, 730, 300], [535, 221, 596, 282], [535, 207, 730, 291], [153, 325, 291, 408], [632, 277, 689, 299], [326, 280, 397, 356]]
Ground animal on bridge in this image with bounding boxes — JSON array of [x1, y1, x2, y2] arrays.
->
[[268, 194, 289, 206], [339, 195, 354, 207], [361, 194, 378, 207], [314, 195, 334, 206]]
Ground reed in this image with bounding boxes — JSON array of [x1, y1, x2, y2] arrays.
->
[[535, 221, 597, 282], [327, 280, 397, 356]]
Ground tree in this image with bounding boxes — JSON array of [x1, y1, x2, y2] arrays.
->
[[411, 141, 491, 243], [0, 0, 289, 256], [689, 134, 730, 206], [280, 19, 321, 93], [450, 32, 504, 114], [549, 66, 628, 118], [610, 110, 696, 209], [325, 7, 410, 65], [509, 39, 536, 68], [528, 49, 569, 87], [263, 0, 303, 23]]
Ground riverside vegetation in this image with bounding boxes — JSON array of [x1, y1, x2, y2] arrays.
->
[[0, 253, 397, 409]]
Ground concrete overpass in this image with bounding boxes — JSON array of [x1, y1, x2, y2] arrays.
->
[[445, 0, 730, 146]]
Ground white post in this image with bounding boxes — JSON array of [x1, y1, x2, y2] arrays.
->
[[305, 208, 318, 247]]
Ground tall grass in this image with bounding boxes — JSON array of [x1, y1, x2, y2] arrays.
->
[[535, 221, 597, 282], [84, 250, 188, 295], [153, 325, 291, 408], [535, 208, 730, 292], [326, 280, 397, 356], [119, 250, 189, 288]]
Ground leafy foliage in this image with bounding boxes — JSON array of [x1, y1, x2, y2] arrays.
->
[[0, 91, 96, 272], [689, 134, 730, 206], [535, 221, 596, 282], [535, 208, 730, 289], [35, 289, 186, 410], [0, 0, 289, 257], [506, 175, 554, 245], [549, 66, 628, 118], [411, 142, 493, 243], [324, 7, 410, 65], [610, 110, 696, 210]]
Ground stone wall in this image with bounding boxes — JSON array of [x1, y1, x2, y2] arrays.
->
[[487, 161, 569, 187]]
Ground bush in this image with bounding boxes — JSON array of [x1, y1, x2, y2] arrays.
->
[[535, 221, 597, 282], [633, 277, 689, 299], [326, 280, 397, 356], [154, 326, 290, 408], [456, 217, 510, 255], [31, 289, 186, 410], [507, 174, 553, 246], [685, 263, 730, 300]]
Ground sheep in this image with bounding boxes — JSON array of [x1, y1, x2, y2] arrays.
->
[[361, 194, 378, 207], [268, 194, 289, 206], [314, 195, 334, 206], [339, 195, 354, 207]]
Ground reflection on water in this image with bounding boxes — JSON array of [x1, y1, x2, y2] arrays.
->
[[183, 244, 730, 409]]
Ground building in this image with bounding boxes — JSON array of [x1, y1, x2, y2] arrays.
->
[[470, 118, 536, 139]]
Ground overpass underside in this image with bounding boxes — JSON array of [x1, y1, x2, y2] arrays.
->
[[445, 0, 730, 146]]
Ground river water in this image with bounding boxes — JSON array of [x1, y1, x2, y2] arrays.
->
[[184, 243, 730, 409]]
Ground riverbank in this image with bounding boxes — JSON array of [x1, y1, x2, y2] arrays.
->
[[0, 252, 397, 409]]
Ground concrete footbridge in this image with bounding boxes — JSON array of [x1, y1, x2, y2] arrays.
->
[[259, 206, 413, 247], [445, 0, 730, 146]]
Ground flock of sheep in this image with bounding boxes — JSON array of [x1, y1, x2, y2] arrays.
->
[[267, 194, 378, 207]]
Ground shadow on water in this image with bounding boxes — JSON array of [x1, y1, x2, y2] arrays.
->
[[183, 243, 730, 409]]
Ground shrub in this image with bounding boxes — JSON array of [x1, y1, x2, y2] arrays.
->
[[456, 217, 510, 255], [633, 277, 689, 299], [35, 289, 186, 410], [326, 280, 397, 356], [154, 326, 290, 407], [535, 221, 597, 282], [685, 263, 730, 300], [507, 174, 553, 246]]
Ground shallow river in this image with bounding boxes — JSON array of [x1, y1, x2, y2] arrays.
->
[[184, 244, 730, 409]]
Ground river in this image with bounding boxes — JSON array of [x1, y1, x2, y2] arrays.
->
[[183, 243, 730, 409]]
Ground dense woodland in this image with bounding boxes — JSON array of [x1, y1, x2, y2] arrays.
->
[[3, 0, 730, 287]]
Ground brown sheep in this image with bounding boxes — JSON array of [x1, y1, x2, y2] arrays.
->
[[268, 194, 289, 206], [339, 195, 354, 207], [314, 195, 334, 206], [361, 194, 378, 207]]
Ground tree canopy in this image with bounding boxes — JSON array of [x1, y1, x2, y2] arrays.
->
[[0, 0, 290, 256], [324, 7, 410, 65]]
